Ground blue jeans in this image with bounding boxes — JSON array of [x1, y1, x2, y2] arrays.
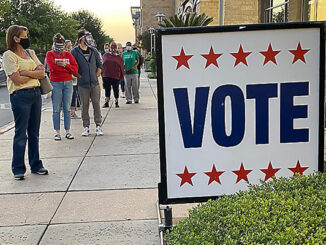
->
[[51, 81, 73, 131], [10, 87, 44, 175]]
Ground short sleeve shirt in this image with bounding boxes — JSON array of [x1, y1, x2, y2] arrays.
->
[[121, 50, 139, 74], [2, 49, 41, 94]]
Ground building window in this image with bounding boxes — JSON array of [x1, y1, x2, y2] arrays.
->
[[303, 0, 326, 21], [264, 0, 289, 23]]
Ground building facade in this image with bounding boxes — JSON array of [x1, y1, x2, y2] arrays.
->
[[261, 0, 326, 23], [131, 6, 141, 45], [132, 0, 325, 48], [140, 0, 175, 33]]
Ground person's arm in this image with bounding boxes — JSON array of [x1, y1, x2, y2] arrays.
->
[[70, 49, 82, 78], [3, 51, 43, 85], [64, 52, 79, 75], [47, 51, 71, 75], [96, 68, 102, 77], [45, 51, 57, 73], [94, 49, 103, 77], [128, 52, 139, 73], [134, 58, 140, 69], [119, 57, 125, 80], [8, 72, 32, 86], [19, 68, 45, 79]]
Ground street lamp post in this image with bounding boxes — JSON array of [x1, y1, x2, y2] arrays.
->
[[149, 27, 155, 56], [156, 13, 165, 26], [152, 13, 165, 55]]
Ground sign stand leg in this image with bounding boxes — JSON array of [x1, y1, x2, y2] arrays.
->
[[157, 201, 173, 244], [164, 206, 173, 229]]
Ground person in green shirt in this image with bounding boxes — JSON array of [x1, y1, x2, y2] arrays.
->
[[121, 41, 139, 104]]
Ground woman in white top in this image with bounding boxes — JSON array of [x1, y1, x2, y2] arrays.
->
[[2, 25, 48, 180]]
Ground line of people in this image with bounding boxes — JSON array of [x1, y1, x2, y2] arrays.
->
[[2, 24, 142, 180]]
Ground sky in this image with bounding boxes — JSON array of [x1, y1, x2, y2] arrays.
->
[[52, 0, 140, 45]]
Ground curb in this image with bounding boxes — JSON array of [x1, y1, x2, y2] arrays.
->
[[0, 107, 48, 135], [0, 121, 14, 135]]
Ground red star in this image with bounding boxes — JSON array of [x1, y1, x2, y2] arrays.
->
[[289, 42, 310, 64], [172, 48, 193, 70], [232, 163, 252, 183], [260, 43, 281, 65], [201, 46, 223, 68], [176, 166, 196, 186], [205, 164, 224, 185], [260, 162, 281, 181], [230, 45, 252, 67], [289, 160, 309, 176]]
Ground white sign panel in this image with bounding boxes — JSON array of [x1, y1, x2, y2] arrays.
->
[[157, 24, 325, 204]]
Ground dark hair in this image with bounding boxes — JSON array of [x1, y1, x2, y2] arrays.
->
[[77, 29, 86, 41], [6, 25, 28, 51], [126, 41, 131, 46], [53, 33, 65, 45]]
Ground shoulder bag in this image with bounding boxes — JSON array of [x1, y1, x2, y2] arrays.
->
[[26, 50, 53, 95]]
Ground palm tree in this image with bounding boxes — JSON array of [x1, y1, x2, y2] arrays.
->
[[159, 13, 213, 28]]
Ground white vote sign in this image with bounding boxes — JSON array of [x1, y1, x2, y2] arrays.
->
[[157, 24, 325, 204]]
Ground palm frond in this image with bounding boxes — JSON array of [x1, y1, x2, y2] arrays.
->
[[158, 13, 214, 28]]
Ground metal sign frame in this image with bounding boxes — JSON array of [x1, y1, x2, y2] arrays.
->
[[157, 22, 325, 204]]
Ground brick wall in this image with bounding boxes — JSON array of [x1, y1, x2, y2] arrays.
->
[[174, 0, 259, 26], [197, 0, 219, 25], [224, 0, 259, 25], [141, 0, 175, 34]]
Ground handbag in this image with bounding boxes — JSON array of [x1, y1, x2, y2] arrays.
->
[[39, 75, 52, 95], [26, 50, 53, 95]]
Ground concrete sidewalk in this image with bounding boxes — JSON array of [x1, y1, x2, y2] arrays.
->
[[0, 73, 161, 244]]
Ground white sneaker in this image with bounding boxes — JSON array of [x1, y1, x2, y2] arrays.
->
[[81, 127, 89, 136], [95, 126, 103, 136]]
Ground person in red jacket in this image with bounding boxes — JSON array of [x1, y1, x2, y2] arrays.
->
[[102, 42, 124, 108], [46, 33, 78, 140]]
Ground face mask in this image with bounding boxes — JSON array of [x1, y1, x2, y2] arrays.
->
[[19, 37, 30, 49], [126, 46, 132, 51], [85, 38, 93, 46], [55, 48, 64, 53], [104, 49, 109, 53]]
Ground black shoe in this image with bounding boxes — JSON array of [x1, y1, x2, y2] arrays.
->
[[14, 173, 24, 180], [102, 102, 109, 108], [126, 101, 132, 104], [134, 101, 139, 104], [32, 167, 48, 175], [115, 102, 119, 108]]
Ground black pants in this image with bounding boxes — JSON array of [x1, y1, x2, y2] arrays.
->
[[103, 77, 120, 99], [71, 85, 80, 108]]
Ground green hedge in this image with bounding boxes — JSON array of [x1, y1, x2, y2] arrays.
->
[[165, 172, 326, 244]]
